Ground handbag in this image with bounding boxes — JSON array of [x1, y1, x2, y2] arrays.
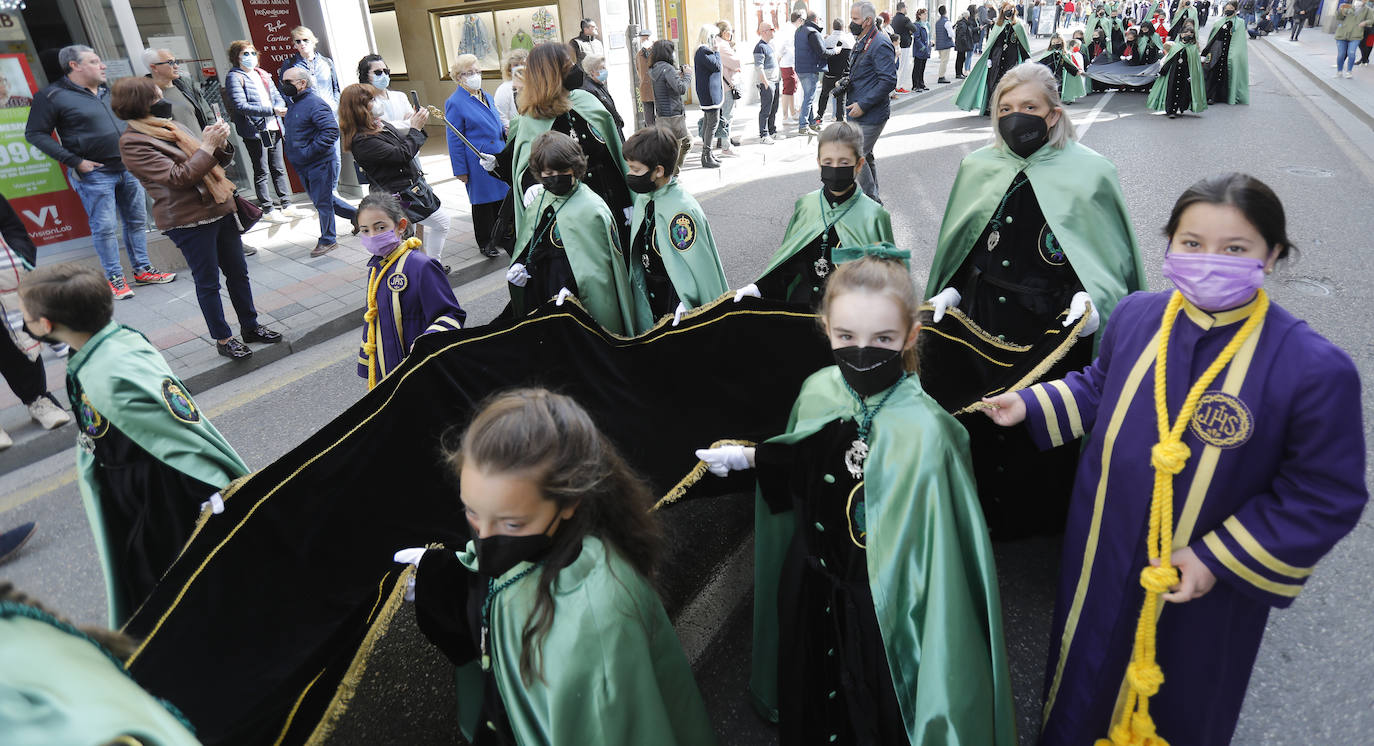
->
[[233, 194, 262, 234], [396, 178, 441, 222]]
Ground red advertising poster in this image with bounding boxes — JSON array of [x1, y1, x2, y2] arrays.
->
[[0, 53, 92, 247], [242, 0, 305, 77]]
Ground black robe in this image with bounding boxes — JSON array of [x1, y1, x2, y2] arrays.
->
[[1202, 21, 1234, 103], [983, 24, 1030, 115], [629, 201, 681, 318]]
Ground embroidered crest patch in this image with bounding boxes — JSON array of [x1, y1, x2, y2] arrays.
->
[[669, 213, 696, 251], [78, 394, 108, 439], [161, 379, 201, 424], [1039, 225, 1067, 266], [387, 272, 408, 292], [1189, 391, 1252, 449]]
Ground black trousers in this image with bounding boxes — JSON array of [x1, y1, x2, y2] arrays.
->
[[472, 200, 501, 250], [913, 57, 929, 88], [165, 215, 259, 341], [955, 50, 968, 77], [817, 74, 846, 122], [758, 81, 780, 136], [0, 330, 45, 405], [242, 130, 291, 211], [1361, 38, 1372, 63]]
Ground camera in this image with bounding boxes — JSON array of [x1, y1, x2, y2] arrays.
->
[[834, 76, 851, 92]]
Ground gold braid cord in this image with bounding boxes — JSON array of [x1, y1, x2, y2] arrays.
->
[[1100, 290, 1268, 746], [363, 239, 421, 390]]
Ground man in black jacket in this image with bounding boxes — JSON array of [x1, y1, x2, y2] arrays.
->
[[892, 3, 918, 92], [24, 45, 175, 300]]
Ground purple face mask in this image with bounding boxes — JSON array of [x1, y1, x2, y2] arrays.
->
[[1161, 251, 1265, 312], [360, 229, 402, 256]]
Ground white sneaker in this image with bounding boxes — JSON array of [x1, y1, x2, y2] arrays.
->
[[761, 135, 777, 144], [0, 427, 11, 450], [281, 205, 310, 220], [1335, 70, 1344, 77], [1345, 71, 1354, 78], [28, 397, 71, 430], [718, 148, 739, 158], [261, 210, 291, 224]]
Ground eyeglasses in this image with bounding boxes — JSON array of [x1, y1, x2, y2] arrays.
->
[[372, 68, 391, 76], [150, 59, 182, 67]]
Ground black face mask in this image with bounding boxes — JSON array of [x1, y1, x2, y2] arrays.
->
[[626, 169, 659, 194], [541, 173, 577, 195], [998, 111, 1049, 158], [833, 346, 905, 398], [850, 21, 865, 35], [820, 164, 856, 194], [22, 321, 60, 346], [1051, 42, 1064, 49], [280, 81, 300, 98], [1224, 8, 1236, 14], [150, 99, 174, 118], [1004, 9, 1016, 18], [1180, 33, 1196, 42], [473, 515, 559, 578], [562, 66, 585, 91]]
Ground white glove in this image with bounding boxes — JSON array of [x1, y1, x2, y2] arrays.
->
[[555, 287, 573, 306], [694, 445, 754, 477], [733, 283, 761, 303], [199, 492, 224, 515], [671, 301, 688, 327], [479, 152, 497, 172], [393, 547, 427, 601], [1063, 291, 1100, 338], [522, 183, 545, 208], [927, 287, 962, 323], [505, 262, 531, 287]]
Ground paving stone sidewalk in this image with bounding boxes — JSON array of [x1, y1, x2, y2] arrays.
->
[[1259, 25, 1374, 127]]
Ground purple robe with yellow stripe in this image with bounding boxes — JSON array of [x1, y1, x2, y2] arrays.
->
[[357, 249, 467, 380], [1018, 290, 1366, 746]]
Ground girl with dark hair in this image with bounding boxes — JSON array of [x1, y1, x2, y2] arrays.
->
[[399, 388, 716, 745], [353, 192, 466, 389], [984, 173, 1367, 746], [503, 131, 648, 335], [697, 254, 1017, 745]]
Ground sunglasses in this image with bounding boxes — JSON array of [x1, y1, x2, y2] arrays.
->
[[372, 68, 391, 76]]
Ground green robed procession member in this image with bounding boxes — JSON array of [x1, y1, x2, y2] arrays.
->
[[957, 2, 1032, 115], [1202, 2, 1249, 105], [1034, 36, 1087, 103], [1148, 26, 1207, 118], [1084, 5, 1126, 56], [925, 63, 1145, 538], [487, 42, 634, 252], [20, 265, 248, 626], [1169, 0, 1201, 37], [740, 123, 894, 307], [622, 125, 729, 323], [399, 389, 716, 745], [696, 254, 1017, 745], [506, 131, 647, 336], [1, 583, 200, 745]]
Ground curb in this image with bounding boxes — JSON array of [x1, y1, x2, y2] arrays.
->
[[0, 256, 507, 474], [1259, 37, 1374, 130]]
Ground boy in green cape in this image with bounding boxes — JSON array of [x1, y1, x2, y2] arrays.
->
[[622, 126, 729, 323], [742, 122, 893, 307], [506, 131, 649, 336], [20, 265, 248, 626], [1148, 27, 1207, 117]]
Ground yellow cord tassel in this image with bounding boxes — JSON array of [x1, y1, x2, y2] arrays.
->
[[1098, 290, 1268, 746], [363, 237, 422, 389]]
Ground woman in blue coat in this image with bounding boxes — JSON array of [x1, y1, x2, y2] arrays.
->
[[445, 54, 510, 258], [693, 25, 724, 169]]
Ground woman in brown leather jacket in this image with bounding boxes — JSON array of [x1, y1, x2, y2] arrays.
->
[[113, 77, 280, 360]]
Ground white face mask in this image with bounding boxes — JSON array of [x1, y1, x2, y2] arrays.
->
[[462, 73, 483, 90], [370, 99, 386, 119]]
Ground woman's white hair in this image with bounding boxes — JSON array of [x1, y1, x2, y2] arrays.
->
[[989, 62, 1078, 151], [698, 24, 718, 48]]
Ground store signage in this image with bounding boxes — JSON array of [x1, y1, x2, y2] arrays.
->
[[241, 0, 305, 77]]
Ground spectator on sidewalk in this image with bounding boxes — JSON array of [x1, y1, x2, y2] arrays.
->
[[357, 54, 415, 130], [570, 19, 605, 65], [280, 67, 357, 257], [714, 21, 742, 155], [936, 6, 957, 82], [649, 40, 692, 168], [819, 19, 854, 122], [142, 49, 209, 134], [780, 12, 803, 124], [755, 21, 782, 143], [285, 26, 340, 110], [1290, 0, 1318, 38], [634, 30, 656, 126], [1335, 1, 1374, 77], [225, 41, 301, 224], [24, 45, 177, 301], [444, 57, 509, 260], [846, 1, 897, 203], [893, 3, 918, 93], [114, 77, 282, 360], [580, 54, 625, 140], [0, 194, 72, 448], [913, 9, 933, 90], [495, 48, 528, 128], [694, 24, 725, 169], [794, 11, 831, 135], [956, 11, 978, 79]]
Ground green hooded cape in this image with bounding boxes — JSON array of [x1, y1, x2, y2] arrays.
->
[[956, 21, 1032, 113], [1147, 40, 1207, 113], [630, 178, 729, 309], [1, 604, 201, 745], [452, 536, 717, 745], [757, 188, 893, 283], [1205, 14, 1250, 104], [1034, 48, 1088, 103], [511, 183, 650, 336], [750, 369, 1017, 745], [507, 89, 627, 241], [1170, 5, 1200, 33], [1083, 14, 1125, 55], [67, 322, 248, 627], [926, 141, 1145, 340]]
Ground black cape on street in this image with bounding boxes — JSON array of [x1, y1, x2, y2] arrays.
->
[[122, 296, 832, 745]]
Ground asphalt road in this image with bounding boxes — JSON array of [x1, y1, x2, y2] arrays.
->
[[3, 36, 1373, 746]]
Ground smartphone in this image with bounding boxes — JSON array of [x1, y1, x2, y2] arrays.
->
[[212, 102, 223, 122], [407, 90, 421, 110]]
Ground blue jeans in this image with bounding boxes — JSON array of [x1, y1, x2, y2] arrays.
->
[[165, 215, 258, 340], [66, 167, 152, 279], [1337, 39, 1359, 71], [296, 157, 357, 245], [797, 72, 820, 129], [1243, 11, 1258, 36]]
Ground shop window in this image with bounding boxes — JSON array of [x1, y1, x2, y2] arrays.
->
[[431, 3, 560, 78], [370, 8, 408, 77]]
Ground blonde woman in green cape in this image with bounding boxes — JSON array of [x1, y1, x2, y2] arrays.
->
[[696, 251, 1016, 745], [924, 62, 1145, 538], [956, 2, 1031, 114], [400, 389, 716, 745]]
